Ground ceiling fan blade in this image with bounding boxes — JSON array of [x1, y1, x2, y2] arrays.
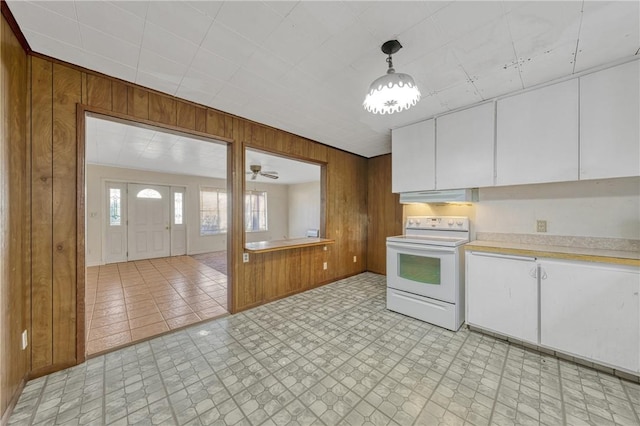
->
[[261, 173, 279, 179], [251, 174, 257, 180], [261, 171, 278, 175]]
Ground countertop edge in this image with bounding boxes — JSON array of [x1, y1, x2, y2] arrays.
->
[[464, 242, 640, 267], [245, 238, 335, 254]]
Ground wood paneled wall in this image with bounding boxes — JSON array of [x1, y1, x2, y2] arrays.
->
[[366, 154, 403, 275], [26, 53, 369, 375], [0, 12, 30, 423]]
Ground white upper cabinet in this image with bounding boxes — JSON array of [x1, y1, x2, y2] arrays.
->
[[436, 102, 495, 189], [496, 79, 579, 186], [580, 60, 640, 180], [391, 119, 435, 193]]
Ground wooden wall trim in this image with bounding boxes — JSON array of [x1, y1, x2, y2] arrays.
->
[[28, 361, 77, 380], [0, 0, 30, 53], [0, 377, 25, 426], [75, 104, 85, 364], [82, 106, 233, 144], [244, 143, 328, 166]]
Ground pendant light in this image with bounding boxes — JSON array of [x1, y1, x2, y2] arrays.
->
[[363, 40, 421, 115]]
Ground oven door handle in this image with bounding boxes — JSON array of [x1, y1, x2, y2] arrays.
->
[[386, 242, 456, 254]]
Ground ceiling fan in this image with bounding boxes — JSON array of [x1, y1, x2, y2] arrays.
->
[[246, 164, 279, 180]]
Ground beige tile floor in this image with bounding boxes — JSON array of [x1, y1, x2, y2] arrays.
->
[[85, 256, 228, 355]]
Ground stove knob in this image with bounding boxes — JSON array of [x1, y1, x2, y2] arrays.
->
[[448, 220, 454, 227], [408, 220, 414, 226], [456, 221, 463, 227]]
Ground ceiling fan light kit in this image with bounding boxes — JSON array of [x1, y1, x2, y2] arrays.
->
[[363, 40, 421, 115], [247, 164, 279, 180]]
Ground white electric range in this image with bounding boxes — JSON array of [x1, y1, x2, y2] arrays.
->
[[386, 216, 469, 331]]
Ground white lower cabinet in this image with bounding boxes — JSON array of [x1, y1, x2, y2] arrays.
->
[[540, 260, 640, 373], [467, 250, 640, 374], [466, 252, 538, 344]]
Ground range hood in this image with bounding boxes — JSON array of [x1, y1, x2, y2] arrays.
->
[[399, 189, 478, 204]]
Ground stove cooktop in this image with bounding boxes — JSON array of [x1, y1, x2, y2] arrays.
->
[[386, 234, 469, 247]]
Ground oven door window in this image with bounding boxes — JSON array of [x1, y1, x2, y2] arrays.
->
[[398, 253, 440, 285]]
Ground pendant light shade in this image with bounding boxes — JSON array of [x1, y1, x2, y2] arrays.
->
[[363, 40, 421, 115]]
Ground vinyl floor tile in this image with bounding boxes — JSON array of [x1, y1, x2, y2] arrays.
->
[[11, 273, 640, 426]]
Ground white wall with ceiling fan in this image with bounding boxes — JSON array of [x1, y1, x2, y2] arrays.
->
[[85, 165, 291, 266]]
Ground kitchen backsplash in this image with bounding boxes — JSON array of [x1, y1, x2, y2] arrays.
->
[[475, 232, 640, 252], [403, 177, 639, 243]]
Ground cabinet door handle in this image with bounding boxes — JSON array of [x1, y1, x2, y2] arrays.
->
[[540, 269, 547, 280], [529, 267, 538, 278]]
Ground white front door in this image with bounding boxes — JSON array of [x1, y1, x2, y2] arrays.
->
[[170, 186, 187, 256], [104, 181, 127, 263], [127, 183, 171, 261]]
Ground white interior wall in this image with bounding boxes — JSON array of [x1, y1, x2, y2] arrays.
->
[[244, 180, 289, 243], [404, 177, 640, 240], [287, 181, 321, 238], [86, 165, 289, 265]]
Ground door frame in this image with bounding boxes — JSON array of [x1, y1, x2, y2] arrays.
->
[[100, 180, 187, 263], [77, 106, 234, 363]]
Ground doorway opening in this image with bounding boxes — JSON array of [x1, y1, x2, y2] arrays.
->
[[83, 113, 230, 356], [104, 182, 187, 263]]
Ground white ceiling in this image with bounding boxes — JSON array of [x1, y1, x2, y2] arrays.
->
[[8, 1, 640, 158], [86, 114, 320, 184]]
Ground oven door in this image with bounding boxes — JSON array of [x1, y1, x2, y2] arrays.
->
[[386, 241, 458, 304]]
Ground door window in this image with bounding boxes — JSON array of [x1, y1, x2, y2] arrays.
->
[[109, 188, 121, 226], [137, 188, 162, 199], [174, 192, 183, 225]]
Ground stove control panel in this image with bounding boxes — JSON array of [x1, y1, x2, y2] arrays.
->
[[406, 216, 469, 231]]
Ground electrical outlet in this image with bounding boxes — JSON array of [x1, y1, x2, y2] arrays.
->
[[323, 262, 327, 270], [21, 330, 28, 350], [536, 220, 547, 233], [353, 256, 357, 263], [242, 253, 249, 263], [323, 246, 327, 251]]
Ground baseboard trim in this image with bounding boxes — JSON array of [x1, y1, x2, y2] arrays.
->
[[0, 375, 27, 426], [28, 361, 77, 380]]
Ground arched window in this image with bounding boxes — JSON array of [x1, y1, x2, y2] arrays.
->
[[137, 188, 162, 199]]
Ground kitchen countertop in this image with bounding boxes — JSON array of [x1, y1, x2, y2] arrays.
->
[[465, 240, 640, 267], [245, 237, 334, 254]]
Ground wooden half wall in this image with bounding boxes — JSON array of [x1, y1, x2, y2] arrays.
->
[[27, 53, 369, 376], [0, 11, 30, 423]]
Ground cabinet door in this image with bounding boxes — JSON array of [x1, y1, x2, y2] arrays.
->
[[496, 79, 579, 186], [436, 102, 495, 189], [391, 119, 435, 193], [466, 252, 538, 344], [580, 60, 640, 180], [540, 260, 640, 373]]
